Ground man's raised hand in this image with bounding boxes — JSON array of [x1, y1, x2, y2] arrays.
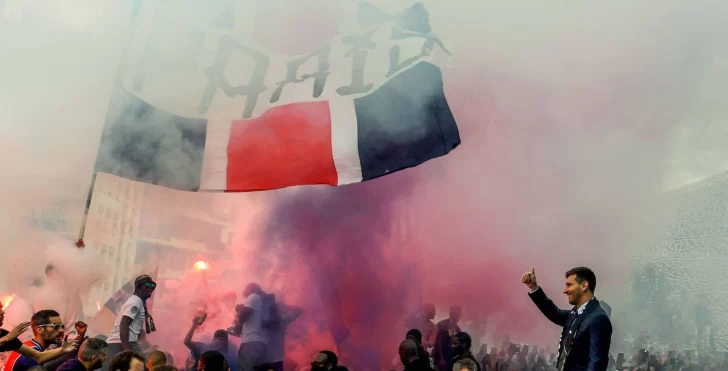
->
[[2, 322, 30, 342], [61, 334, 79, 353], [521, 268, 539, 291], [74, 321, 88, 336]]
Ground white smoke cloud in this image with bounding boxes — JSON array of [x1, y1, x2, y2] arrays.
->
[[1, 0, 728, 364]]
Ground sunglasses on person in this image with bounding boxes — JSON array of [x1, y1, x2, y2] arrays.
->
[[38, 323, 64, 330], [142, 282, 156, 289]]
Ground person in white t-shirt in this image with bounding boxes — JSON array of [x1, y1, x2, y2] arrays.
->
[[232, 283, 268, 371], [101, 275, 156, 371]]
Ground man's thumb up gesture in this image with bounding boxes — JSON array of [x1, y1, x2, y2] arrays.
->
[[521, 268, 538, 291]]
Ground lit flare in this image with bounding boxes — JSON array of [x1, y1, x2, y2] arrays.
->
[[193, 261, 208, 271], [1, 294, 16, 310]]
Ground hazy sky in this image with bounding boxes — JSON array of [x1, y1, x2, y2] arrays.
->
[[1, 0, 726, 198], [2, 0, 728, 360]]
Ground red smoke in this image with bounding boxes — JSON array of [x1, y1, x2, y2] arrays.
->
[[250, 173, 419, 370], [235, 17, 690, 367], [153, 1, 706, 368]]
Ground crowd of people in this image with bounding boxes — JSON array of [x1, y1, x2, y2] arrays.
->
[[1, 268, 727, 371], [0, 275, 340, 371], [471, 341, 728, 371]]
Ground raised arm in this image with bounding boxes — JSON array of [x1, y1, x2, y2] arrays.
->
[[587, 314, 612, 371], [528, 288, 570, 326], [522, 268, 570, 326], [0, 322, 30, 350], [184, 315, 204, 354], [280, 304, 303, 324], [19, 337, 78, 364]]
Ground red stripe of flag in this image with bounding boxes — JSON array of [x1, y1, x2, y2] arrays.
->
[[226, 101, 338, 191]]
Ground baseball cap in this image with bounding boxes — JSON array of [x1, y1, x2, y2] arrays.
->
[[135, 275, 156, 288]]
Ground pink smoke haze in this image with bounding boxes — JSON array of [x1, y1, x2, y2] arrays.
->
[[2, 0, 728, 370]]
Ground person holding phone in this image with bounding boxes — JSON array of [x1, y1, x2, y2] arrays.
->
[[184, 312, 238, 371]]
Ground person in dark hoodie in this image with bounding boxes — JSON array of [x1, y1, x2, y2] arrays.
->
[[451, 333, 481, 371], [399, 340, 430, 371], [406, 329, 434, 370]]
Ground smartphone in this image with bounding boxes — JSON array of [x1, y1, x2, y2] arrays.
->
[[197, 311, 208, 325]]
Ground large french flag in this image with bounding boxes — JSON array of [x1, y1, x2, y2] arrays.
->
[[93, 0, 460, 192]]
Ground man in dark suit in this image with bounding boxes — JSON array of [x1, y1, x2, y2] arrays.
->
[[522, 267, 612, 371]]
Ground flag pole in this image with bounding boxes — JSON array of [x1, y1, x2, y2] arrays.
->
[[76, 173, 98, 248], [75, 212, 88, 248], [75, 4, 144, 248]]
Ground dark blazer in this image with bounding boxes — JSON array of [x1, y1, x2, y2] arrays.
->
[[528, 287, 612, 371]]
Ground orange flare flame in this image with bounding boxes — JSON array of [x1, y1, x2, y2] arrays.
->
[[193, 261, 208, 271], [1, 294, 16, 310]]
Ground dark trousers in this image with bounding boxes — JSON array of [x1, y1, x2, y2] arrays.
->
[[238, 342, 267, 371]]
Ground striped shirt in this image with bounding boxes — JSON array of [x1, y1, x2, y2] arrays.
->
[[4, 339, 44, 371]]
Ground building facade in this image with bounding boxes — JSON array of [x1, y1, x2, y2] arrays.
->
[[31, 173, 236, 318], [635, 171, 728, 351]]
